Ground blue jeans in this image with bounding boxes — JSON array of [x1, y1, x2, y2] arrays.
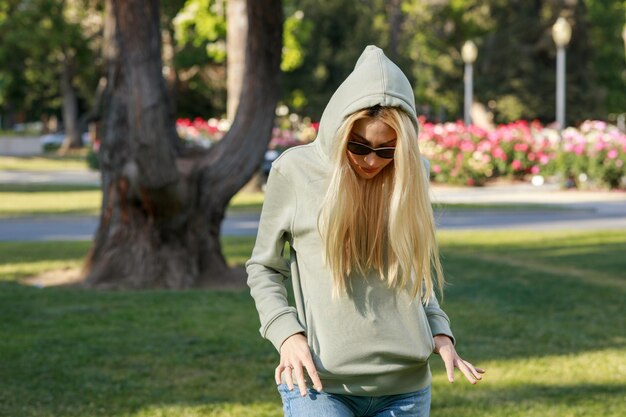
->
[[277, 383, 431, 417]]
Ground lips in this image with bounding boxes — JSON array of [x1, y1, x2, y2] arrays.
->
[[361, 166, 379, 174]]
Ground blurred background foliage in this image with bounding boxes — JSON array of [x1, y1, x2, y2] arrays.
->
[[0, 0, 624, 130]]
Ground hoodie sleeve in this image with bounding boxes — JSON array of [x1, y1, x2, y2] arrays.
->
[[246, 165, 305, 352], [425, 293, 456, 345]]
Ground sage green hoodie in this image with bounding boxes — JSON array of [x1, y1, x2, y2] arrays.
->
[[246, 45, 454, 396]]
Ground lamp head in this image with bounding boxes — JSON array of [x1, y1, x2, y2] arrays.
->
[[461, 40, 478, 64], [552, 17, 572, 48]]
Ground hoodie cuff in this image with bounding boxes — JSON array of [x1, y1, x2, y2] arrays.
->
[[265, 312, 306, 352], [428, 314, 456, 346]]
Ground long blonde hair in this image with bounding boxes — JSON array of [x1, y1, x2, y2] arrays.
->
[[317, 106, 444, 304]]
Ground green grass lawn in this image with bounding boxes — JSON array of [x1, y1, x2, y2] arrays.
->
[[1, 230, 624, 416], [0, 185, 572, 218], [0, 186, 262, 217], [0, 155, 88, 171]]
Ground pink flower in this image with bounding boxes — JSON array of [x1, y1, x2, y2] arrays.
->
[[492, 147, 507, 161], [514, 143, 529, 152], [530, 166, 540, 174], [511, 160, 522, 170], [460, 140, 474, 152], [574, 144, 585, 155], [592, 120, 607, 131], [607, 149, 618, 159], [563, 142, 574, 152], [433, 164, 442, 173]]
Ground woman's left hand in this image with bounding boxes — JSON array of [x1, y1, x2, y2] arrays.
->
[[433, 335, 485, 384]]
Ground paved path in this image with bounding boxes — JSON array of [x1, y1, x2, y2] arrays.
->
[[0, 214, 261, 241], [1, 204, 625, 241], [0, 169, 100, 185], [1, 170, 625, 241]]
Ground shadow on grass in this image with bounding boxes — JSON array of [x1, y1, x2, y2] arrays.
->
[[2, 273, 624, 416], [1, 231, 625, 416], [0, 241, 91, 265], [0, 282, 281, 417]]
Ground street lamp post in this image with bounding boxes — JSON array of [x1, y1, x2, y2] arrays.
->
[[461, 40, 478, 126], [552, 17, 572, 131]]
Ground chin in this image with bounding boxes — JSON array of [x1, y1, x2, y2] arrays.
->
[[357, 167, 381, 179]]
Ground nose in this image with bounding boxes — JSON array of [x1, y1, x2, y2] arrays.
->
[[364, 153, 379, 167]]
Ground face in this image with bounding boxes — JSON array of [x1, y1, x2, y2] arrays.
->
[[346, 117, 397, 179]]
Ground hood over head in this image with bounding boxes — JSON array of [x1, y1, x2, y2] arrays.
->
[[314, 45, 418, 162]]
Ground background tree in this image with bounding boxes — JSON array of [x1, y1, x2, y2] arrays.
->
[[83, 0, 282, 289], [227, 0, 246, 121], [585, 0, 626, 118], [171, 0, 228, 118], [401, 0, 618, 125], [0, 0, 101, 147], [280, 0, 383, 120]]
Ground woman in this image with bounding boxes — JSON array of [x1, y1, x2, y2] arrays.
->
[[246, 45, 484, 417]]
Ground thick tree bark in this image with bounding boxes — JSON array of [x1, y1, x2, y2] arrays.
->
[[227, 0, 247, 121], [83, 0, 282, 289]]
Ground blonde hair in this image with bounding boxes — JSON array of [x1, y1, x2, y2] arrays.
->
[[317, 106, 444, 304]]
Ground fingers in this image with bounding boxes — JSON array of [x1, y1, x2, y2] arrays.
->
[[274, 364, 282, 385], [275, 361, 323, 396], [457, 360, 478, 384], [284, 365, 295, 391], [277, 334, 323, 396], [443, 355, 455, 383], [293, 364, 308, 397], [303, 357, 323, 391], [275, 363, 296, 390], [463, 360, 484, 380]]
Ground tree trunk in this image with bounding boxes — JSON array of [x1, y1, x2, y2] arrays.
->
[[227, 0, 247, 121], [83, 0, 282, 289], [386, 0, 403, 63], [59, 54, 82, 152]]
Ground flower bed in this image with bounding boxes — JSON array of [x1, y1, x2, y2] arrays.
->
[[173, 116, 626, 190], [418, 118, 626, 190]]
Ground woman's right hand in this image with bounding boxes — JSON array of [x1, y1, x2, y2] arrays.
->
[[275, 332, 323, 396]]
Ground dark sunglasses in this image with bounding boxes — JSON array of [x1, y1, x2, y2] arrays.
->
[[347, 141, 396, 159]]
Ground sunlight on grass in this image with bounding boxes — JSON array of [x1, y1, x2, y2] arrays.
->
[[228, 191, 265, 212], [0, 239, 253, 283], [132, 403, 281, 417], [0, 190, 102, 217], [0, 189, 262, 218], [438, 229, 626, 248], [0, 187, 571, 218], [0, 155, 88, 171], [222, 236, 257, 267], [429, 348, 626, 417]]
